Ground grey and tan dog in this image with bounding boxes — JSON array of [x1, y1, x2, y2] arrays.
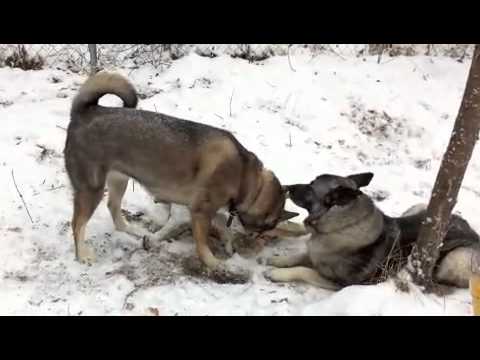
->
[[265, 172, 480, 290], [64, 71, 297, 269]]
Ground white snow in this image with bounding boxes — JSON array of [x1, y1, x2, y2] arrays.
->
[[0, 52, 478, 315]]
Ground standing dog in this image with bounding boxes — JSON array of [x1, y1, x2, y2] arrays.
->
[[64, 71, 297, 269], [265, 172, 480, 289]]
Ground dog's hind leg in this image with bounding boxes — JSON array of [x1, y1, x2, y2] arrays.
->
[[151, 212, 191, 242], [106, 171, 149, 238], [72, 189, 104, 264], [264, 267, 340, 290], [267, 252, 311, 268], [402, 203, 427, 217], [435, 246, 479, 288], [106, 171, 129, 231]]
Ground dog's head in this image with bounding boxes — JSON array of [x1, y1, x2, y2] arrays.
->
[[237, 169, 298, 235], [287, 172, 374, 228]]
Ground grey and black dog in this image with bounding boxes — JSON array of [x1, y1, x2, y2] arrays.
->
[[64, 71, 297, 270], [264, 172, 480, 290]]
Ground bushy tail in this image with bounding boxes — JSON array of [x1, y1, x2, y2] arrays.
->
[[71, 71, 138, 115]]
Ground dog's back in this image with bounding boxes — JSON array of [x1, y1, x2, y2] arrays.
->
[[65, 72, 253, 201]]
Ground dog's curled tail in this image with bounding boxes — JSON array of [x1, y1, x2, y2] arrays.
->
[[71, 71, 138, 115]]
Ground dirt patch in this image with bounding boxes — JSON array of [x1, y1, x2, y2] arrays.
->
[[3, 271, 34, 282], [181, 256, 251, 284], [343, 101, 407, 141]]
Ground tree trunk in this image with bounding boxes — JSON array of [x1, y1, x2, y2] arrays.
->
[[88, 44, 98, 76], [409, 44, 480, 291]]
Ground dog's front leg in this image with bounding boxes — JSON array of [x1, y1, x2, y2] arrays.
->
[[264, 267, 340, 291], [191, 211, 222, 269], [211, 214, 235, 256], [267, 252, 311, 268], [150, 214, 190, 243], [264, 221, 308, 238]]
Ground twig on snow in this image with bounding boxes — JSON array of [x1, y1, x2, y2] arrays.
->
[[33, 184, 66, 196], [11, 169, 34, 224], [123, 286, 141, 310], [229, 89, 235, 118], [46, 185, 66, 192]]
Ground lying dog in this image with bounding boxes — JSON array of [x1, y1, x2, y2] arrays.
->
[[64, 71, 297, 269], [265, 172, 480, 290]]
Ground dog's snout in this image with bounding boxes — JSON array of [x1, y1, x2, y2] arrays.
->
[[304, 217, 313, 227], [286, 184, 314, 212], [287, 184, 306, 201]]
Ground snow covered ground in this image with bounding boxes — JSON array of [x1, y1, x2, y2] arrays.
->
[[0, 52, 477, 315]]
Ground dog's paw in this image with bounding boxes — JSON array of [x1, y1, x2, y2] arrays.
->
[[263, 269, 281, 283], [266, 255, 288, 268], [76, 245, 96, 265], [266, 256, 278, 267]]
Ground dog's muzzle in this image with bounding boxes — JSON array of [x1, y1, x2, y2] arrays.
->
[[304, 216, 316, 229], [304, 209, 327, 228]]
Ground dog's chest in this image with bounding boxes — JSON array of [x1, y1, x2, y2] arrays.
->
[[306, 232, 390, 285], [307, 238, 352, 280], [144, 184, 195, 206]]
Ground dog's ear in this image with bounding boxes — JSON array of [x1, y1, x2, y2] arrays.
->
[[281, 185, 289, 198], [278, 210, 299, 222], [347, 172, 374, 188]]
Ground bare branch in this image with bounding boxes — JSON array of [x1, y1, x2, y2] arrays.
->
[[123, 287, 140, 310]]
